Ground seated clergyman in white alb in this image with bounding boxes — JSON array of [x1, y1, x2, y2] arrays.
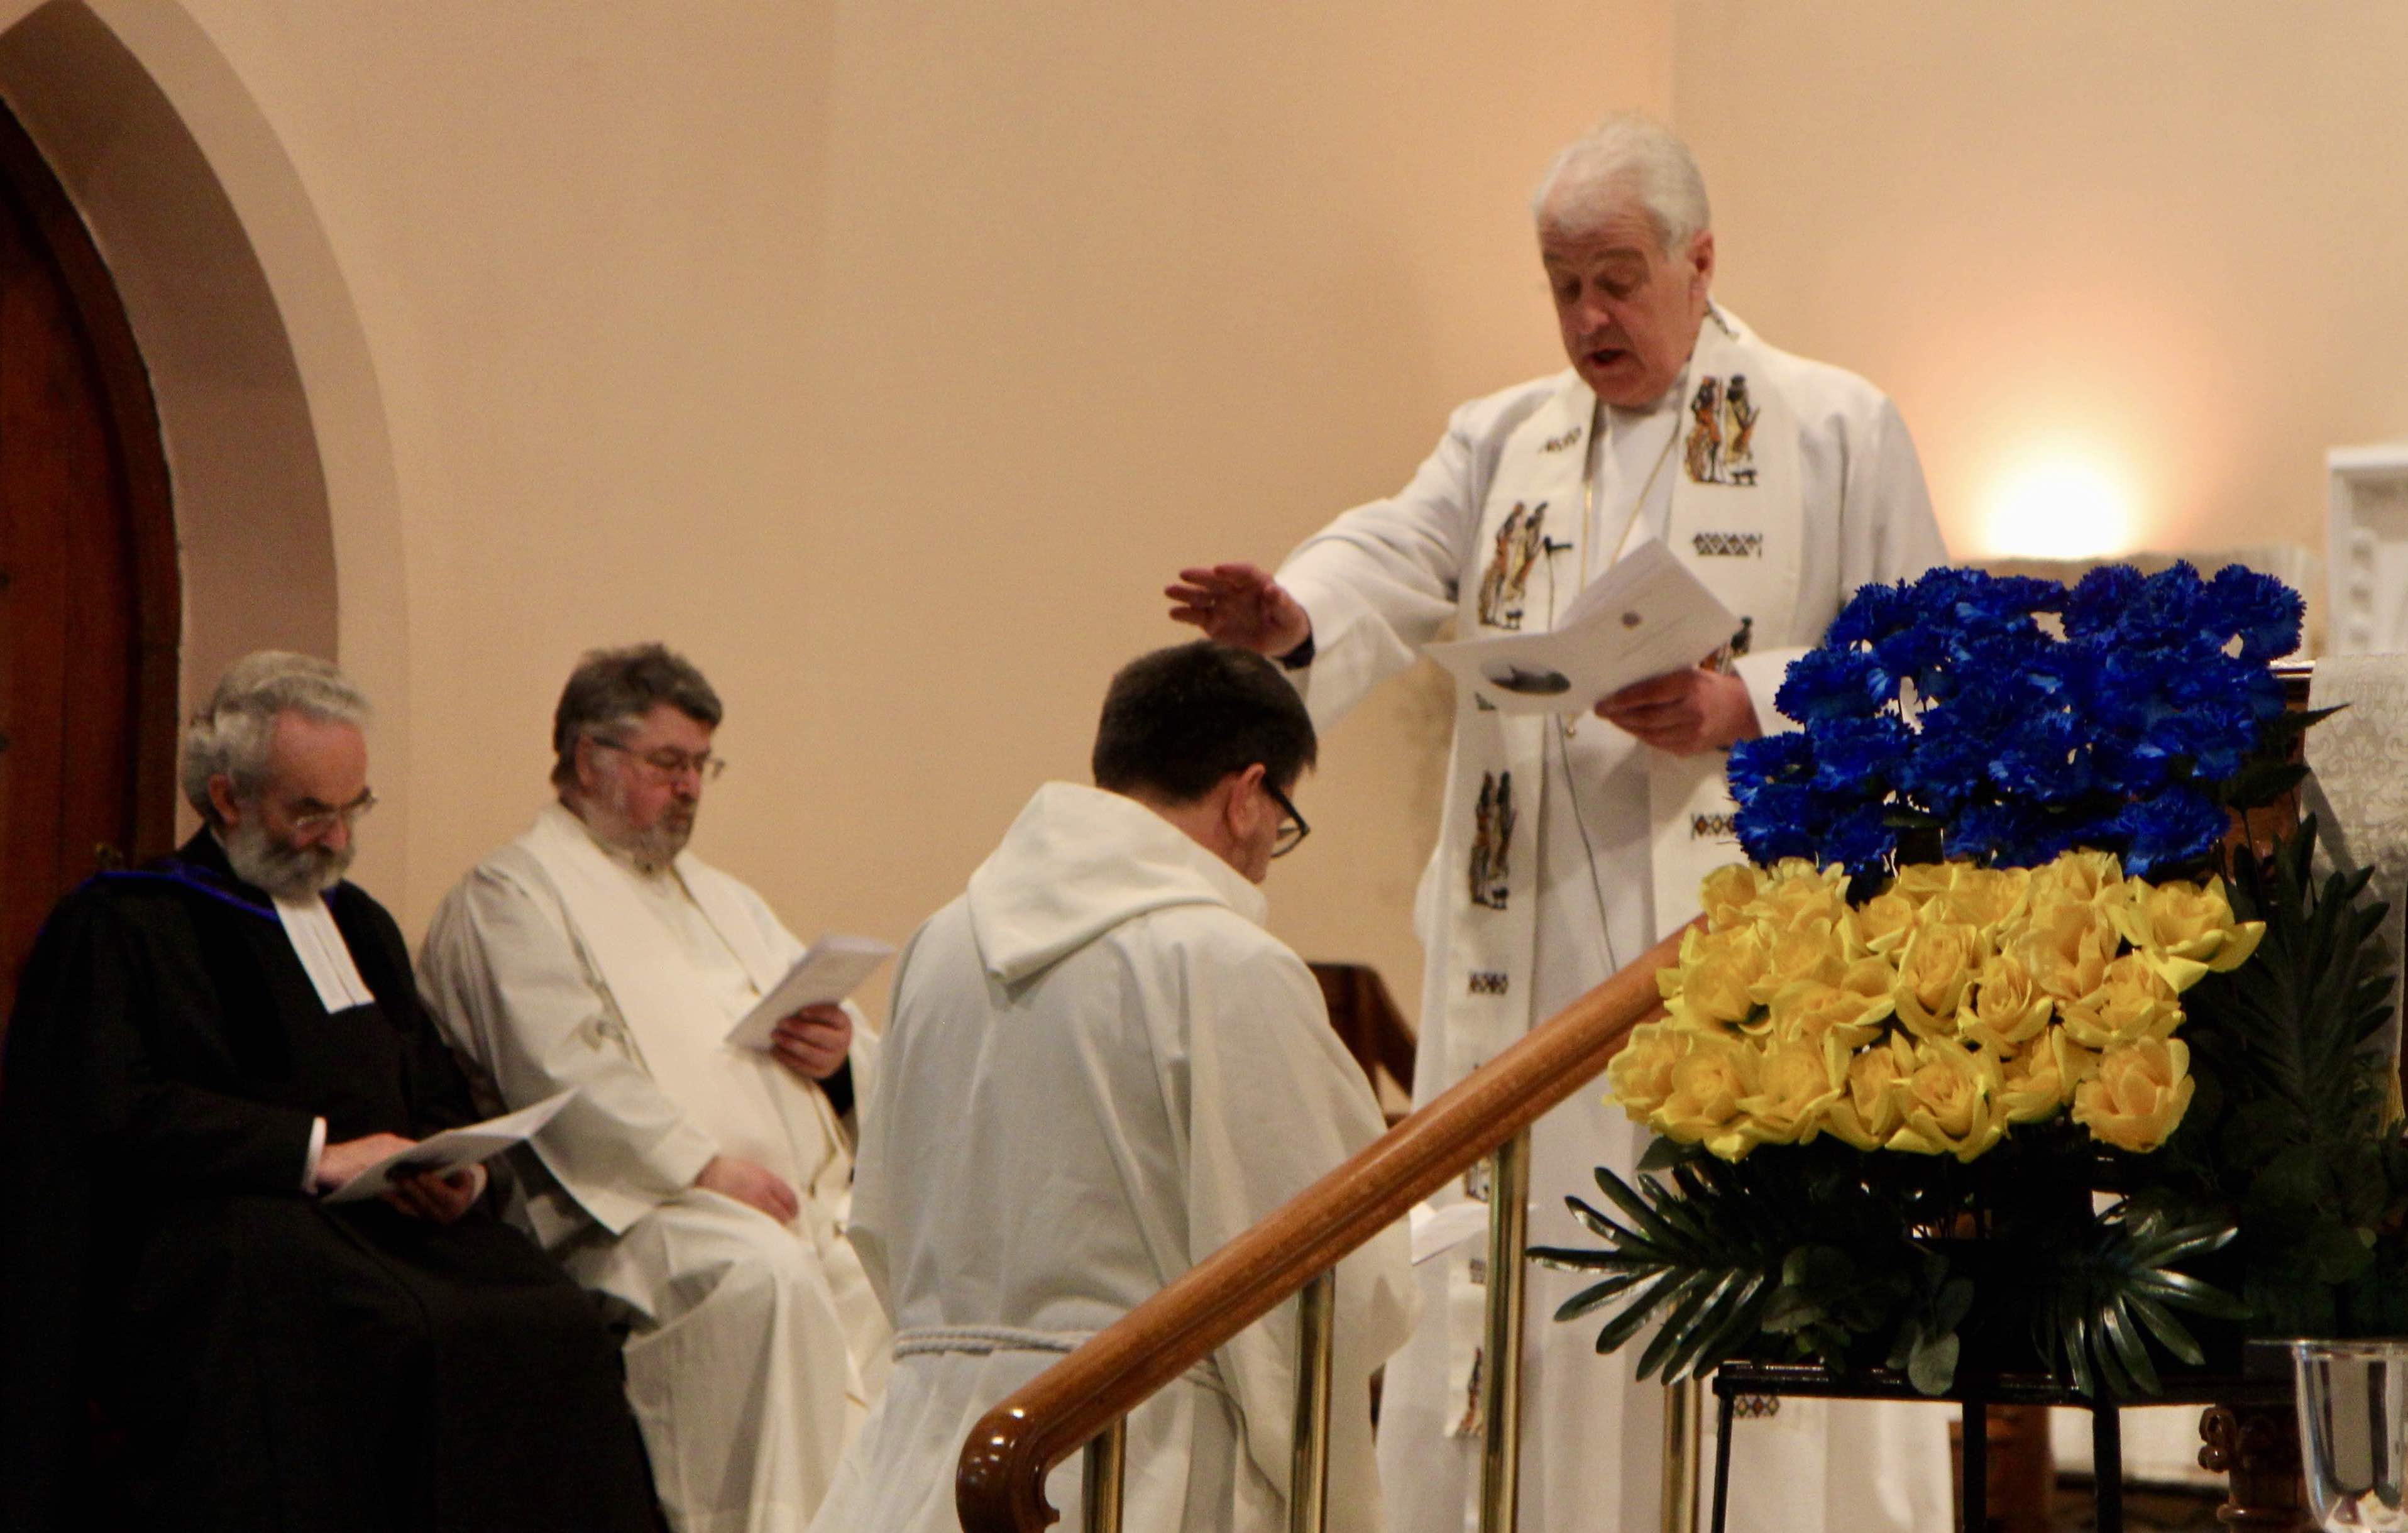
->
[[421, 643, 885, 1533], [808, 640, 1416, 1533]]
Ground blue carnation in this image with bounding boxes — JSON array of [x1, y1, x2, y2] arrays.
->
[[1809, 714, 1914, 793], [1824, 802, 1899, 876], [2064, 564, 2143, 639], [2116, 788, 2228, 878], [1827, 580, 1916, 649], [1728, 732, 1815, 803], [1774, 646, 1893, 725], [2206, 564, 2304, 662]]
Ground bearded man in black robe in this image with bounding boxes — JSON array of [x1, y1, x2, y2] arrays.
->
[[0, 651, 664, 1533]]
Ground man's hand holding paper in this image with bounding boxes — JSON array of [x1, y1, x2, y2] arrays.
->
[[1422, 541, 1753, 755]]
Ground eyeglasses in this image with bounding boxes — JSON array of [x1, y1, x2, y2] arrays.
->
[[287, 791, 378, 837], [592, 739, 727, 783], [1265, 780, 1311, 859]]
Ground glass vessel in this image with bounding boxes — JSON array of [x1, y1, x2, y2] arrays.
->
[[2291, 1339, 2408, 1531]]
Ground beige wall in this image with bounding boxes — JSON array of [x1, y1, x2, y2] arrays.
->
[[145, 0, 1671, 1024], [19, 1, 2395, 1030], [1674, 0, 2408, 565]]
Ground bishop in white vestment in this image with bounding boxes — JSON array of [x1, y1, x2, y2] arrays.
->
[[810, 644, 1415, 1533], [421, 645, 884, 1533], [1170, 117, 1954, 1532]]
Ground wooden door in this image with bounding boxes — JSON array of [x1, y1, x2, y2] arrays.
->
[[0, 94, 177, 1025]]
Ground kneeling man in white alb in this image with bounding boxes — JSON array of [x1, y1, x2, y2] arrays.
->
[[810, 640, 1416, 1533]]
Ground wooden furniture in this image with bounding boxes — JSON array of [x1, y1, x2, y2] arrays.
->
[[1307, 960, 1416, 1116]]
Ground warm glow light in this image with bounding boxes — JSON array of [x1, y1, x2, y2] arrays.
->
[[1980, 453, 2140, 560]]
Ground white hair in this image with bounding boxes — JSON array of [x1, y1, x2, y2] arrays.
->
[[1530, 113, 1711, 254], [180, 651, 371, 824]]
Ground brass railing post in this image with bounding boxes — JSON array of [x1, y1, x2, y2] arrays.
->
[[1478, 1129, 1531, 1532], [1660, 1378, 1702, 1533], [1289, 1268, 1338, 1533], [1082, 1418, 1126, 1533]]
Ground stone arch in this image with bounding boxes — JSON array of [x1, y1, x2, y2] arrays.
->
[[0, 0, 412, 889]]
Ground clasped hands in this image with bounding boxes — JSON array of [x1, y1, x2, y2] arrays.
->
[[1167, 561, 1758, 755]]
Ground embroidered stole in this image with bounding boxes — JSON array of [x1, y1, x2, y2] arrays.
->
[[520, 809, 851, 1207], [1436, 311, 1805, 1432]]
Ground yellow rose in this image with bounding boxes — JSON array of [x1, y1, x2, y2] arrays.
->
[[1699, 863, 1762, 932], [1941, 865, 2033, 934], [1668, 925, 1769, 1028], [1747, 915, 1848, 1008], [1847, 891, 1920, 959], [2013, 901, 2118, 1005], [1737, 1035, 1844, 1146], [1888, 1038, 2008, 1162], [1768, 974, 1892, 1053], [1744, 862, 1849, 935], [2059, 952, 2180, 1050], [1650, 1030, 1764, 1160], [2072, 1037, 2196, 1153], [1959, 950, 2055, 1053], [2112, 876, 2267, 991], [1606, 1019, 1692, 1119], [2030, 849, 2125, 910], [1893, 921, 1989, 1041], [1889, 863, 1960, 909], [1992, 1025, 2099, 1124], [1822, 1033, 1918, 1150]]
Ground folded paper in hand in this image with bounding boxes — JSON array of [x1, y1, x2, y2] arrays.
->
[[324, 1087, 577, 1204], [1423, 540, 1742, 716], [724, 934, 897, 1052]]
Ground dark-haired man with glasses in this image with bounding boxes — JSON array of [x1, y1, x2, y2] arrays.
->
[[422, 642, 884, 1533], [808, 640, 1414, 1533]]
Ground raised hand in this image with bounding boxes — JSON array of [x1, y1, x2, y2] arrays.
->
[[1594, 667, 1760, 756], [1165, 563, 1312, 658]]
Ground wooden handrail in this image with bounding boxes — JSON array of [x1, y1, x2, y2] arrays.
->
[[955, 922, 1691, 1532]]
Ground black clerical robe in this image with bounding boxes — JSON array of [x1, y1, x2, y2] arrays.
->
[[0, 833, 664, 1533]]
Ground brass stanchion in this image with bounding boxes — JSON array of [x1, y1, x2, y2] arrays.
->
[[1478, 1131, 1532, 1531], [1660, 1378, 1702, 1533]]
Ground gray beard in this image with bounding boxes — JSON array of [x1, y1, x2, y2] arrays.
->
[[620, 818, 693, 872], [219, 819, 354, 900]]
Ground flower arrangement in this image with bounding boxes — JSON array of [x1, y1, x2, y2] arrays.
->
[[1613, 852, 2262, 1166], [1541, 563, 2408, 1399]]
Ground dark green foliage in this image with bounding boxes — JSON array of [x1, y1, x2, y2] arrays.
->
[[2137, 816, 2408, 1337]]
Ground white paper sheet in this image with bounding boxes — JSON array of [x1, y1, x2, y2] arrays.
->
[[324, 1088, 577, 1204], [1422, 539, 1742, 716], [723, 933, 897, 1051]]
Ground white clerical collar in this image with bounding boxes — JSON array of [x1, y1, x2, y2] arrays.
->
[[274, 893, 377, 1014]]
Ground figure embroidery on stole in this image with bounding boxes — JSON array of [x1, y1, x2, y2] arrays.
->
[[1473, 503, 1547, 630], [1723, 374, 1761, 483], [1467, 771, 1515, 911], [1685, 378, 1724, 483], [1685, 373, 1764, 488]]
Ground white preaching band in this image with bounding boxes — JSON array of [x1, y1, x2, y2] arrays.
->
[[1168, 114, 1955, 1532]]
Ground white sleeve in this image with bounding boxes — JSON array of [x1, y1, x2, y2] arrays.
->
[[300, 1116, 327, 1192], [1168, 928, 1417, 1532], [1274, 401, 1493, 734], [419, 867, 719, 1234]]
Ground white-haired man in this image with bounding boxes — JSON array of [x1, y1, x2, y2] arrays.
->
[[1167, 116, 1952, 1532], [0, 652, 663, 1533], [421, 642, 884, 1533]]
